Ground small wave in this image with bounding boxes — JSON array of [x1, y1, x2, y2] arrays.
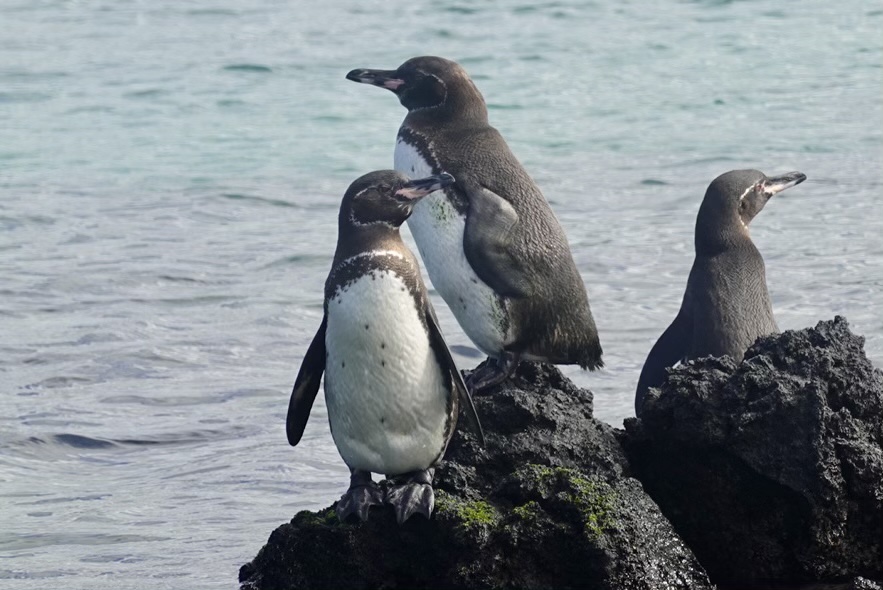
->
[[187, 8, 238, 16], [0, 70, 68, 81], [217, 99, 248, 108], [114, 426, 256, 446], [65, 105, 116, 115], [0, 532, 167, 552], [0, 567, 74, 580], [101, 389, 276, 407], [22, 376, 93, 390], [219, 192, 300, 208], [459, 55, 493, 64], [21, 426, 256, 451], [129, 294, 239, 306], [260, 254, 327, 269], [157, 274, 208, 284], [0, 92, 52, 104], [443, 5, 481, 15], [160, 464, 230, 480], [222, 64, 272, 73], [487, 103, 525, 111], [53, 434, 117, 449], [664, 156, 738, 168], [123, 89, 168, 99]]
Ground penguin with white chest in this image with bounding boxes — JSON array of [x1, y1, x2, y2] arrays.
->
[[346, 56, 603, 392], [634, 169, 807, 416], [287, 170, 483, 524]]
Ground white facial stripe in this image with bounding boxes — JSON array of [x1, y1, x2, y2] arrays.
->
[[736, 184, 755, 230]]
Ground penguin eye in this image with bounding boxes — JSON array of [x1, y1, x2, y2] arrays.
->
[[377, 184, 391, 194]]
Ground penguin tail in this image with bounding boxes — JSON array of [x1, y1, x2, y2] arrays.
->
[[577, 355, 604, 371], [576, 342, 604, 371]]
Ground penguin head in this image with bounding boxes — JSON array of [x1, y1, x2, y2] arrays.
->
[[695, 169, 806, 253], [347, 56, 486, 116], [341, 170, 455, 228]]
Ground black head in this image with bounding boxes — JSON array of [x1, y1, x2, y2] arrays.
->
[[346, 56, 486, 118], [340, 170, 455, 229], [695, 169, 806, 254]]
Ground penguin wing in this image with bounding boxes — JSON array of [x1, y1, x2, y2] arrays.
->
[[634, 308, 691, 417], [286, 316, 327, 446], [461, 182, 532, 298], [426, 305, 486, 446]]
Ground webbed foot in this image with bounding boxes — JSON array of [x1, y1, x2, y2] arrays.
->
[[336, 469, 384, 522], [385, 468, 435, 524], [465, 352, 520, 394]]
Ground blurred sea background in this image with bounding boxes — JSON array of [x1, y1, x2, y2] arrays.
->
[[1, 0, 880, 587]]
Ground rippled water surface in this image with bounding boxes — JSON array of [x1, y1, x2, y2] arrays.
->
[[1, 0, 881, 587]]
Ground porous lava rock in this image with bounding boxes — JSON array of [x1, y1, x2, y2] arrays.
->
[[240, 363, 712, 590], [623, 317, 883, 587]]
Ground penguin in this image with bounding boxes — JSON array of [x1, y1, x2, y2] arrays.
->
[[634, 169, 807, 416], [346, 56, 602, 393], [286, 170, 484, 524]]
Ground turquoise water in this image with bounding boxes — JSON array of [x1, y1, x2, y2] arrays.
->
[[1, 1, 881, 588]]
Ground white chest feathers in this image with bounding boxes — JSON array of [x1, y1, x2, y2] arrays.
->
[[394, 137, 510, 357], [324, 264, 450, 475]]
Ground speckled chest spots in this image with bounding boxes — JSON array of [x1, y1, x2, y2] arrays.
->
[[324, 265, 451, 475]]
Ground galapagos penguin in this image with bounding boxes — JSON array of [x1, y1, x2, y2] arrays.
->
[[346, 56, 603, 392], [634, 169, 807, 416], [286, 170, 483, 523]]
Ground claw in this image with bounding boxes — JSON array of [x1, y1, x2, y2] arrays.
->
[[336, 470, 384, 522]]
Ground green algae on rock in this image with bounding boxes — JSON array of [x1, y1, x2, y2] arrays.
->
[[240, 363, 711, 590]]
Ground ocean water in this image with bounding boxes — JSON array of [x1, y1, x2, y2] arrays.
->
[[1, 0, 880, 587]]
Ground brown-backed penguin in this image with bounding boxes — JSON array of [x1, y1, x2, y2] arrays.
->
[[346, 56, 603, 392], [635, 169, 806, 416]]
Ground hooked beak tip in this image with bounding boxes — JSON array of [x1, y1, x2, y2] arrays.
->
[[345, 68, 404, 90], [764, 171, 807, 196], [396, 172, 456, 200]]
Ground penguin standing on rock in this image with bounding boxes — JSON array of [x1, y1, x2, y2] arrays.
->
[[634, 169, 807, 416], [286, 170, 483, 524], [346, 56, 603, 393]]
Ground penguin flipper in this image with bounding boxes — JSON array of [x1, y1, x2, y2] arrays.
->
[[634, 309, 691, 417], [461, 182, 532, 298], [426, 305, 485, 446], [286, 315, 327, 446]]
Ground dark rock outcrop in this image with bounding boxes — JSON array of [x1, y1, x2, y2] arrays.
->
[[623, 317, 883, 587], [240, 363, 712, 590]]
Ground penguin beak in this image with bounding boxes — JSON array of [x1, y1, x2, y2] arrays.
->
[[762, 171, 807, 196], [395, 173, 455, 201], [346, 68, 404, 91]]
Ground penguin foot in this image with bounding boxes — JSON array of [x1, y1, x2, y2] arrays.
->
[[466, 352, 520, 394], [385, 469, 435, 524], [336, 470, 384, 523]]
